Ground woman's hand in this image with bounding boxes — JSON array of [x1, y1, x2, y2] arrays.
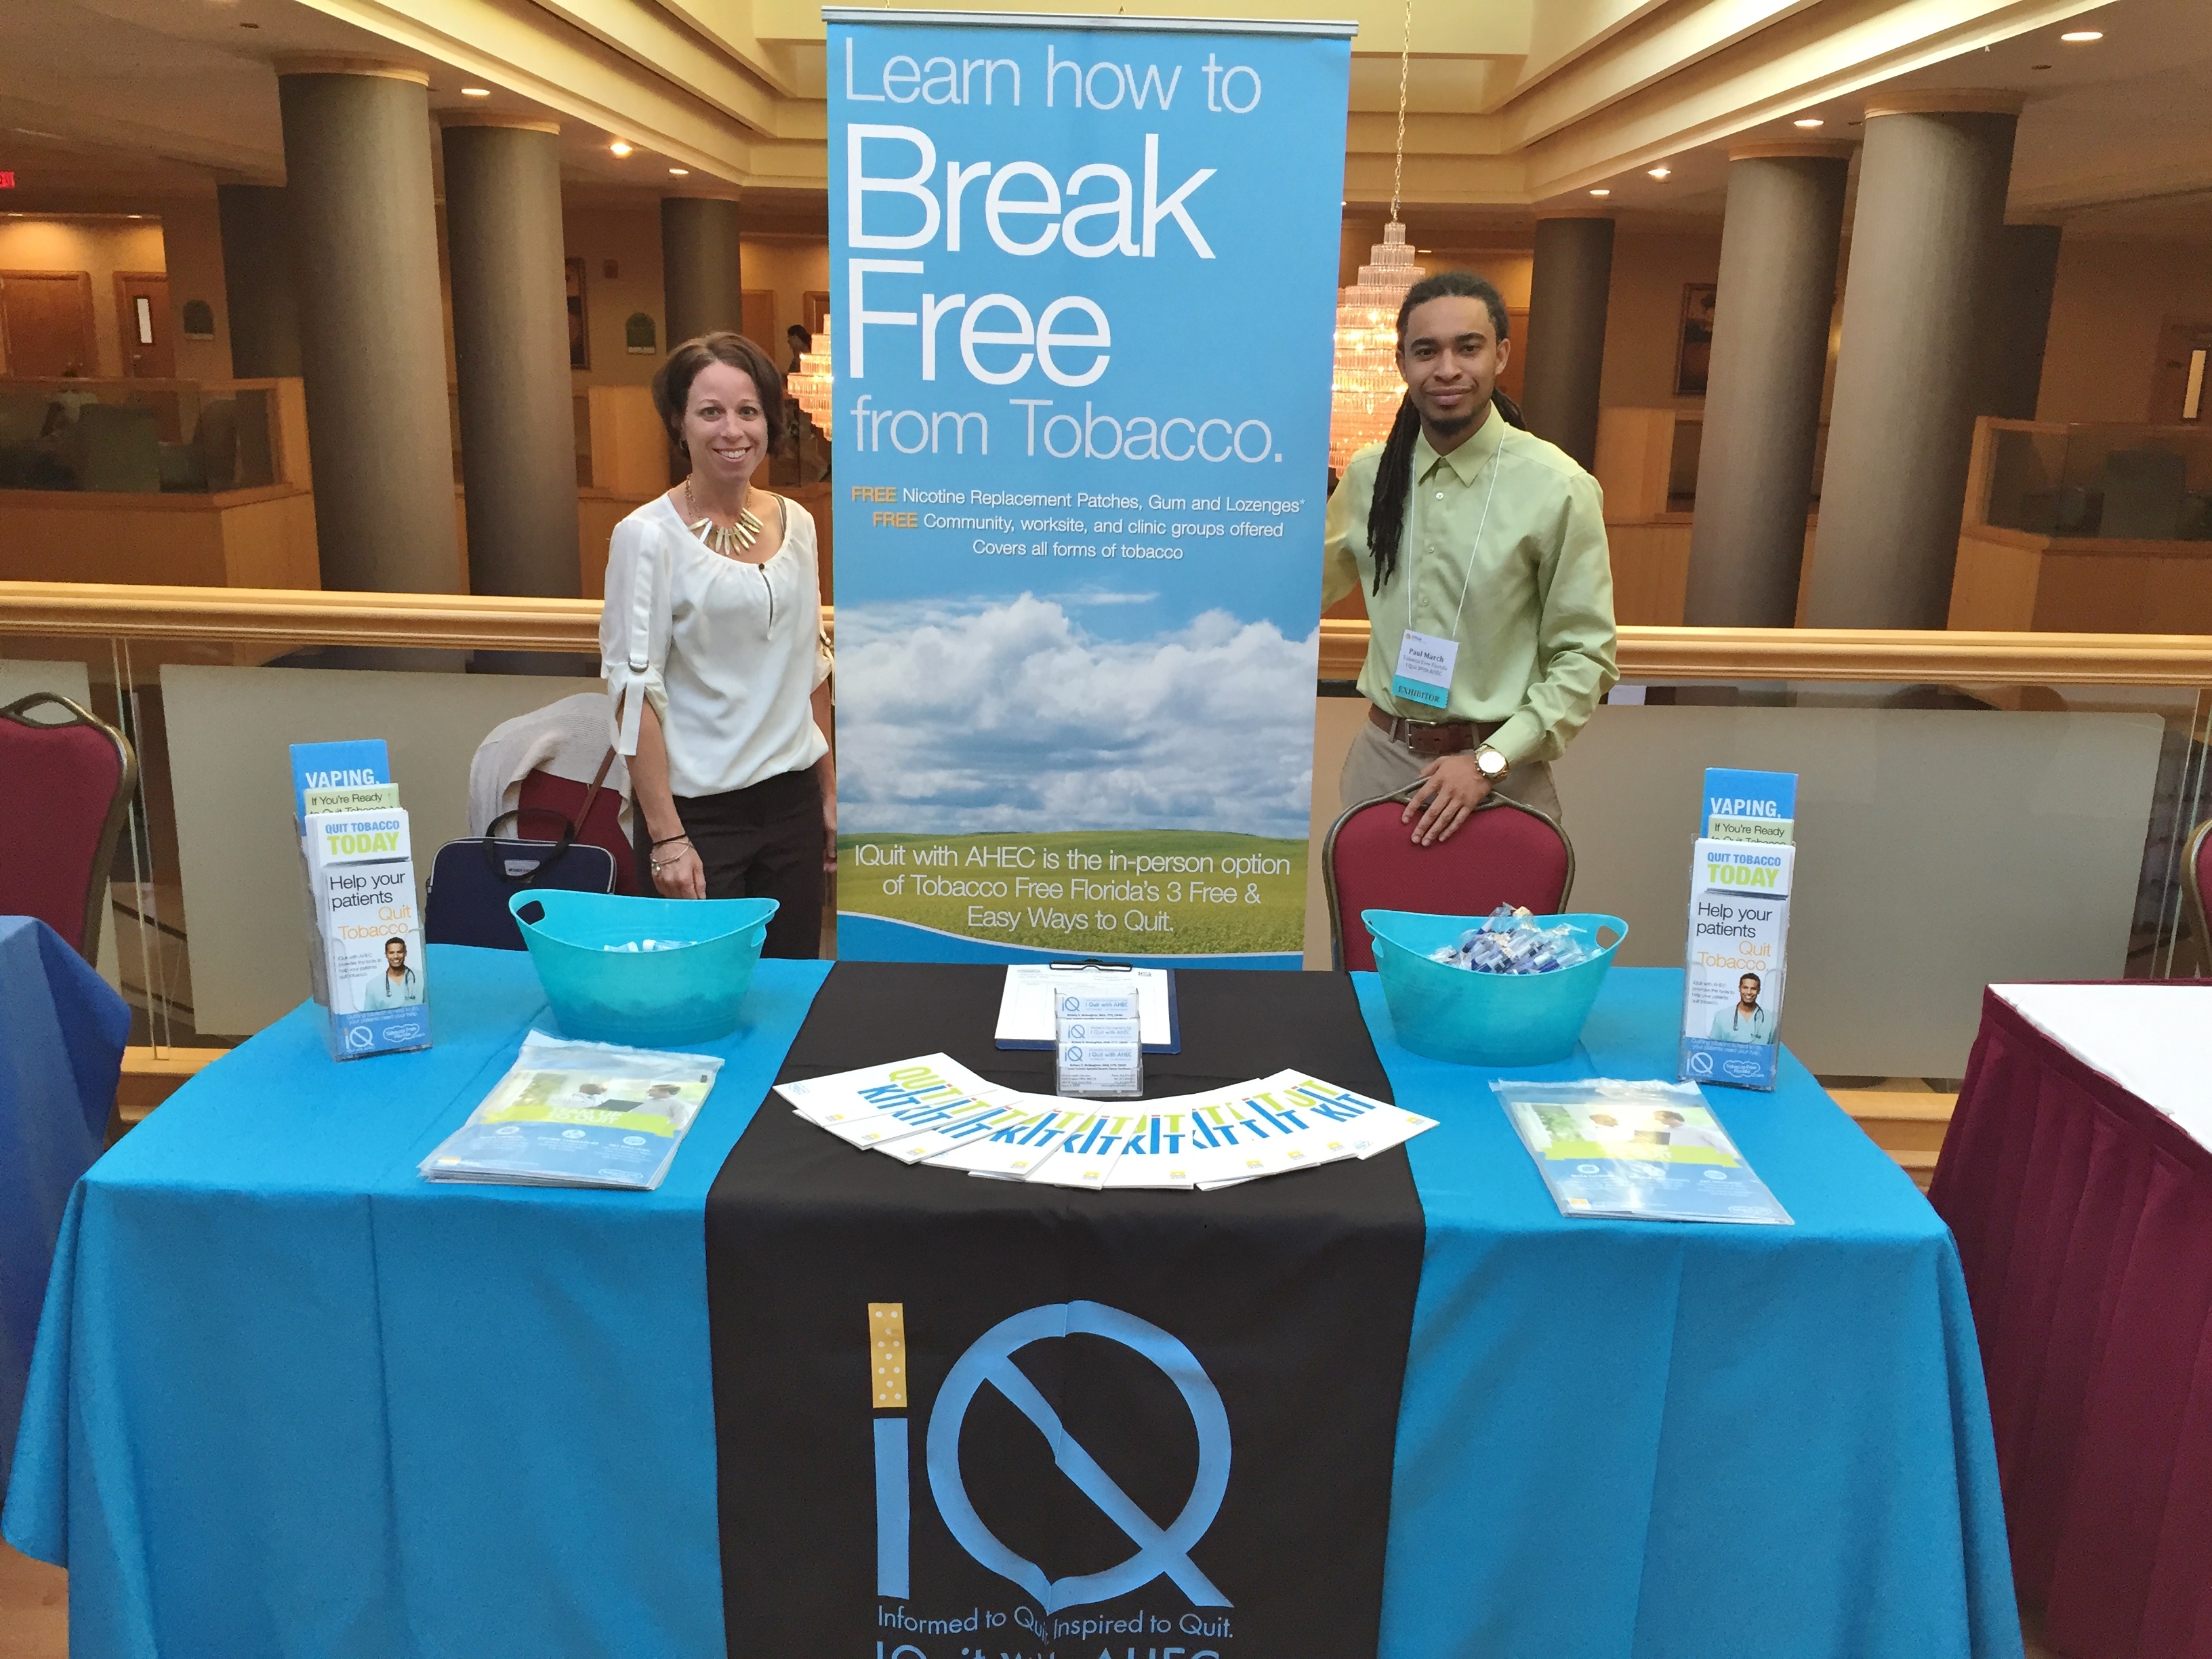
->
[[650, 838, 705, 899], [821, 787, 838, 874]]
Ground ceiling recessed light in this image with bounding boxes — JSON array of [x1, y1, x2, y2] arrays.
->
[[668, 166, 689, 176], [2060, 29, 2102, 42], [1589, 187, 1610, 197], [609, 140, 634, 157], [460, 87, 491, 98], [1647, 165, 1671, 179], [1793, 117, 1825, 129]]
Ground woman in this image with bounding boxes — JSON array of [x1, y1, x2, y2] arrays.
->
[[600, 331, 835, 958]]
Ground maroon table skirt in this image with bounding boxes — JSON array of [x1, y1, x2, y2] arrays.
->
[[1931, 987, 2212, 1659]]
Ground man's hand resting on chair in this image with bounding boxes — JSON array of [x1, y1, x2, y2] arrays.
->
[[1401, 752, 1493, 847]]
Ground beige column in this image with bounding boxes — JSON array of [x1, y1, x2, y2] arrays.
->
[[661, 197, 743, 347], [216, 184, 300, 379], [1521, 214, 1614, 470], [1804, 93, 2022, 629], [1683, 142, 1853, 627], [441, 115, 580, 607], [276, 58, 459, 595]]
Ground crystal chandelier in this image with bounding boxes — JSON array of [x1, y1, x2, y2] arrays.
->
[[789, 315, 833, 440], [1329, 0, 1422, 472], [1330, 225, 1424, 471]]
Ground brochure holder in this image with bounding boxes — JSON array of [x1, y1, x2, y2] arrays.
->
[[292, 739, 431, 1061], [1679, 768, 1795, 1091], [1054, 983, 1143, 1099]]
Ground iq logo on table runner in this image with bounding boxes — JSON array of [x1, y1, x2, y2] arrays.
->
[[871, 1300, 1233, 1616], [705, 1034, 1422, 1657]]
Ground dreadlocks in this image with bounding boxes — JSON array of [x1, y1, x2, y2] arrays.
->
[[1366, 270, 1526, 594]]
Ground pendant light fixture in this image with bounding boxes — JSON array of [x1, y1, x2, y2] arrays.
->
[[1329, 0, 1424, 472]]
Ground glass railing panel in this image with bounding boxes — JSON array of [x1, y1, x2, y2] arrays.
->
[[0, 378, 283, 495], [2053, 423, 2212, 540], [155, 644, 598, 1038], [1984, 423, 2070, 533], [1544, 678, 2209, 1082], [224, 388, 279, 489], [1, 634, 240, 1048], [1666, 415, 1702, 510], [10, 601, 2210, 1094]]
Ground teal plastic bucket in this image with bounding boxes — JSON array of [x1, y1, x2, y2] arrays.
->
[[508, 890, 778, 1046], [1364, 909, 1628, 1067]]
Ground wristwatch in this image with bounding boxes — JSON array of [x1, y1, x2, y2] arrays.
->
[[1472, 744, 1511, 783]]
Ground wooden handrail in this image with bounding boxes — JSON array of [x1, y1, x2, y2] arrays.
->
[[3, 581, 2210, 685]]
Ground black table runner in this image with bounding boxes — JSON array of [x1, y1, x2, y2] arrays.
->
[[706, 962, 1425, 1659]]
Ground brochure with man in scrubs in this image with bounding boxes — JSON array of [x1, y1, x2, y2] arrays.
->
[[1494, 1078, 1790, 1225]]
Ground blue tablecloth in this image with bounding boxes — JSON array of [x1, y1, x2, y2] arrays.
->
[[0, 915, 127, 1494], [5, 945, 833, 1659], [5, 954, 2017, 1658], [1366, 971, 2018, 1659]]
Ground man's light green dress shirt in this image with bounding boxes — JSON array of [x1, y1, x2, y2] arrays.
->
[[1323, 409, 1619, 766]]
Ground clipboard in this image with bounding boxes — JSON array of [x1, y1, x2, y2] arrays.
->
[[994, 960, 1182, 1054]]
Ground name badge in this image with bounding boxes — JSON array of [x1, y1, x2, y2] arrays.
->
[[1391, 629, 1458, 710]]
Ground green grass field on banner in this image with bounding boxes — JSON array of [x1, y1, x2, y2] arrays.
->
[[838, 828, 1307, 956]]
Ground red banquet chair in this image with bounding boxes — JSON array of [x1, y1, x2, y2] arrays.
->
[[516, 765, 638, 895], [0, 692, 138, 960], [1323, 787, 1574, 972]]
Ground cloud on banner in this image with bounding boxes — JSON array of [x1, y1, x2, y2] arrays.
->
[[838, 594, 1318, 838]]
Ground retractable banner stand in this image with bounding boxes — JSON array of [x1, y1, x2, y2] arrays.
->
[[827, 9, 1353, 968]]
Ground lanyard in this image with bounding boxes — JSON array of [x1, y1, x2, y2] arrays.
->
[[1406, 426, 1507, 644]]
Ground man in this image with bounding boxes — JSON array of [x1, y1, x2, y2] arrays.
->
[[361, 935, 423, 1010], [1324, 270, 1617, 844], [1708, 972, 1775, 1044]]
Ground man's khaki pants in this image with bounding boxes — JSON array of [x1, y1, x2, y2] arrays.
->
[[1336, 716, 1564, 827]]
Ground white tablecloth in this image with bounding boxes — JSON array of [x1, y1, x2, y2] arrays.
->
[[1992, 983, 2212, 1151]]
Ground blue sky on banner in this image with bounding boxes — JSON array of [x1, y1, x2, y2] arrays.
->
[[829, 14, 1351, 840]]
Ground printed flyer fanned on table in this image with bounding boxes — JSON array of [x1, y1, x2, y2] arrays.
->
[[827, 9, 1350, 968]]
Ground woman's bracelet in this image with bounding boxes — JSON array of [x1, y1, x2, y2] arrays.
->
[[650, 833, 692, 848]]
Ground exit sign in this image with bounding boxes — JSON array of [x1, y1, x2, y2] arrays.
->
[[0, 172, 15, 189]]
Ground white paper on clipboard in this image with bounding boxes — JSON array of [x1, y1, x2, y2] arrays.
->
[[994, 964, 1176, 1050]]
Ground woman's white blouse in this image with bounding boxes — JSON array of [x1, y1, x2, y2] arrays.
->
[[600, 493, 830, 800]]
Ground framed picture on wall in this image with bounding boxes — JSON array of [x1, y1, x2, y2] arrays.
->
[[566, 257, 590, 370], [1675, 283, 1716, 396]]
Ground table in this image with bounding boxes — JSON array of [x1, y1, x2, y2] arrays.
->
[[1931, 985, 2212, 1659], [0, 915, 128, 1494], [5, 946, 2019, 1659]]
